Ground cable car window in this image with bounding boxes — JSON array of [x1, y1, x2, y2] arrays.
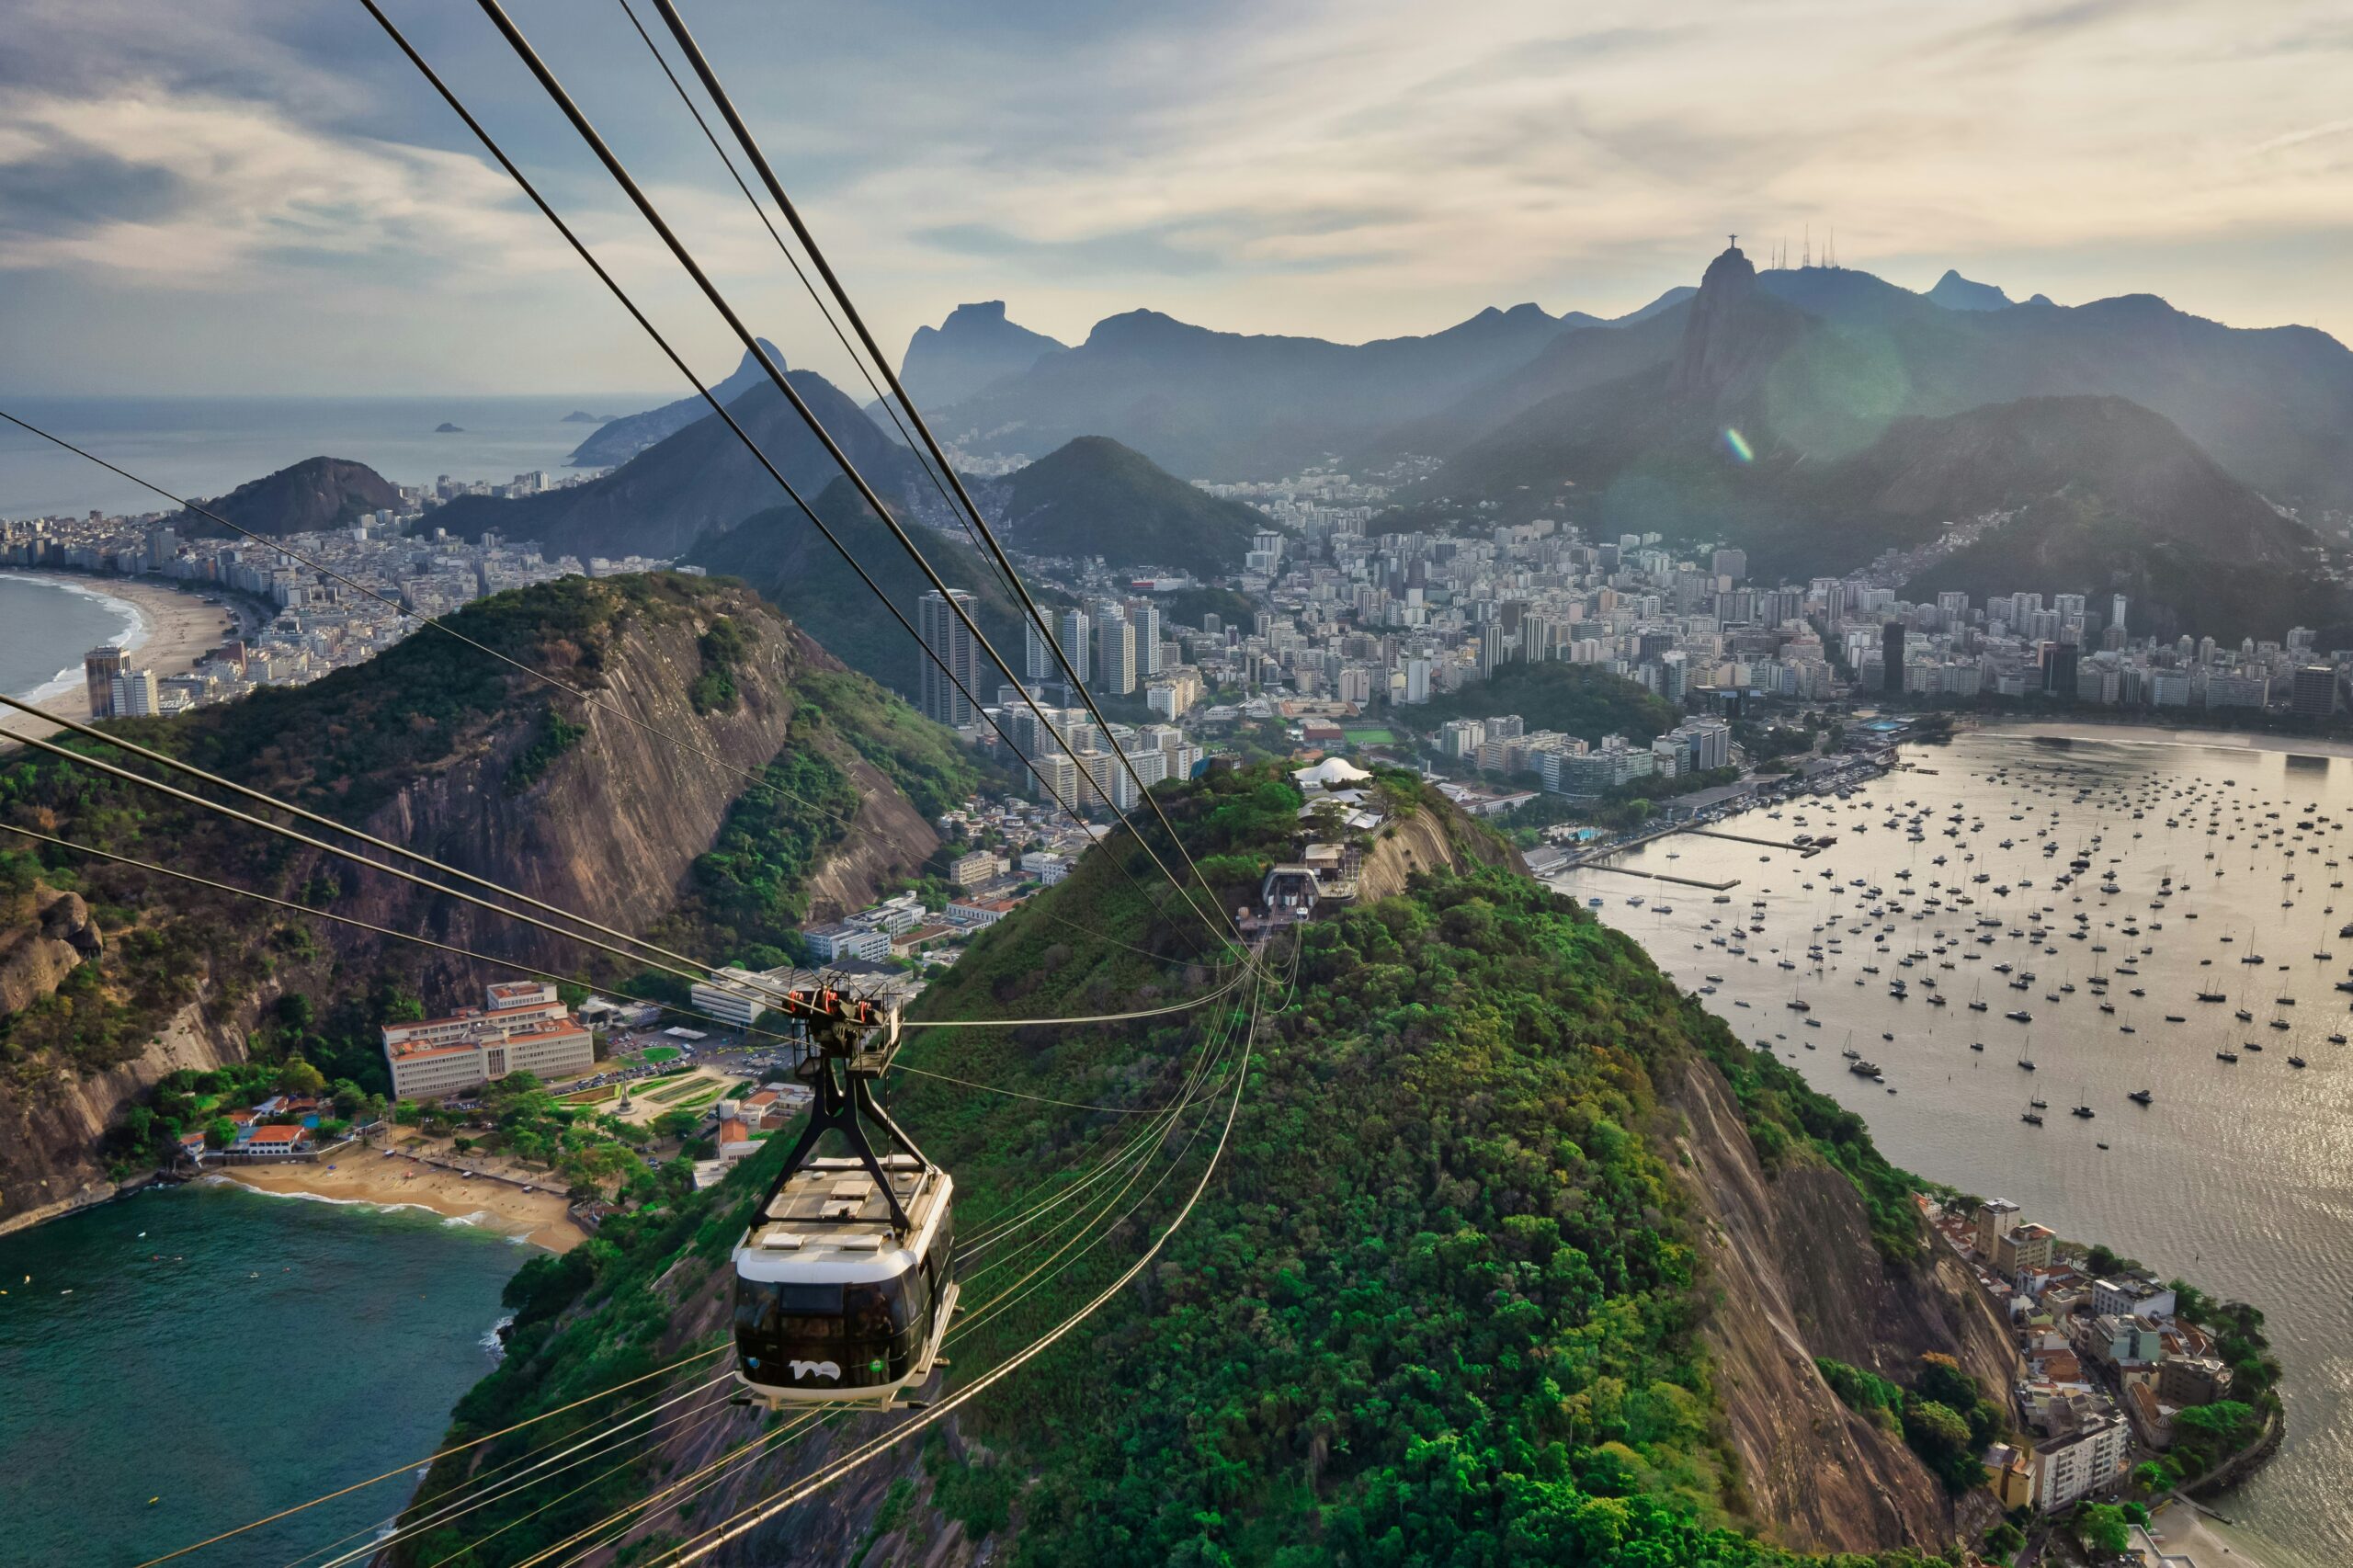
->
[[843, 1281, 904, 1337]]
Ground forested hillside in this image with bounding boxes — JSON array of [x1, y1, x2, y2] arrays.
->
[[399, 767, 2006, 1566], [1414, 662, 1682, 744]]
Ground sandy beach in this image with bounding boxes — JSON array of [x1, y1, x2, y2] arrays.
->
[[0, 573, 259, 744], [2146, 1500, 2285, 1568], [215, 1142, 586, 1253]]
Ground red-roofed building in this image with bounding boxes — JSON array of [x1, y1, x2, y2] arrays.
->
[[716, 1118, 760, 1166], [382, 981, 593, 1097], [244, 1125, 313, 1155]]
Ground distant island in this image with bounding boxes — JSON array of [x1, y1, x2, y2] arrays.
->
[[434, 421, 463, 433], [560, 410, 615, 425]]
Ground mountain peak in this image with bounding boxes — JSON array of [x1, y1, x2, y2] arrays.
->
[[900, 302, 1065, 406], [1926, 269, 2013, 312], [1670, 242, 1780, 396], [1699, 242, 1758, 296]]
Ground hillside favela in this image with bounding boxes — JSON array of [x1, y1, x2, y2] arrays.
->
[[2, 5, 2349, 1567]]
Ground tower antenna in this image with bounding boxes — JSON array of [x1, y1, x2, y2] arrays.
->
[[1803, 222, 1812, 269]]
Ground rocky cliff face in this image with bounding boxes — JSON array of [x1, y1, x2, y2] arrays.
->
[[0, 584, 948, 1226], [326, 600, 939, 1001], [0, 1003, 244, 1236], [1660, 1051, 2014, 1552], [1353, 797, 1521, 904]]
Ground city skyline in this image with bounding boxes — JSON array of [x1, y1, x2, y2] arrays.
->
[[4, 0, 2349, 398]]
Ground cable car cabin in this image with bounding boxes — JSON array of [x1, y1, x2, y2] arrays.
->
[[733, 1153, 957, 1407]]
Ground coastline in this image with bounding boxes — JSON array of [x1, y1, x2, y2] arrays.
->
[[0, 571, 257, 744], [211, 1146, 585, 1253], [1965, 714, 2353, 762]]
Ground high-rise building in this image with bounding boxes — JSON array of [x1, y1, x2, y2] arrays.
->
[[1023, 619, 1057, 682], [1054, 608, 1091, 694], [1710, 548, 1746, 582], [2110, 594, 2129, 635], [2041, 641, 2080, 697], [109, 668, 160, 719], [85, 645, 127, 719], [1097, 613, 1137, 696], [1881, 621, 1905, 697], [1134, 602, 1165, 676], [2291, 665, 2336, 719], [916, 588, 982, 727]]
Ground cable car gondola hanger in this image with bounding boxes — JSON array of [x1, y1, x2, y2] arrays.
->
[[733, 980, 957, 1410]]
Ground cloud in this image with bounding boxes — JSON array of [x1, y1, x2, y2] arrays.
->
[[2252, 117, 2353, 154], [4, 0, 2351, 392], [0, 85, 563, 284]]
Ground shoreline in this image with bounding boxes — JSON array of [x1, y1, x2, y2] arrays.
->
[[1964, 714, 2353, 762], [211, 1145, 585, 1253], [0, 570, 259, 745]]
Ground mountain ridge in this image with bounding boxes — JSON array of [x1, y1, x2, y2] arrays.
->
[[438, 371, 924, 562], [564, 340, 785, 468]]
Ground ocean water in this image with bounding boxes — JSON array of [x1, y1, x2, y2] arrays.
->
[[0, 573, 149, 706], [0, 1181, 524, 1567], [1555, 731, 2353, 1566], [0, 395, 666, 521]]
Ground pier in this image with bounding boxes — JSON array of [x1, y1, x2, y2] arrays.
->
[[1684, 829, 1835, 856], [1580, 864, 1742, 891]]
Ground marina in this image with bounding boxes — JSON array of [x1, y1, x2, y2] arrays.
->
[[1550, 729, 2353, 1568]]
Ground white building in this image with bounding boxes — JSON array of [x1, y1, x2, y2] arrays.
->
[[382, 984, 593, 1098], [2033, 1413, 2130, 1512]]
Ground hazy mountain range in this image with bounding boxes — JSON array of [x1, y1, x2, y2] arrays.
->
[[204, 242, 2353, 645]]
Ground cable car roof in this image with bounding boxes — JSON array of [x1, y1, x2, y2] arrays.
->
[[737, 1155, 950, 1284]]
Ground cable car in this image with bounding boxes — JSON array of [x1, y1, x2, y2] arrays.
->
[[732, 983, 957, 1408]]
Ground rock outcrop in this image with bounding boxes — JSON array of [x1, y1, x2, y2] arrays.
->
[[0, 891, 101, 1015], [1660, 1050, 2015, 1551]]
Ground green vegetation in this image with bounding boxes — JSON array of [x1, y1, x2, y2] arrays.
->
[[506, 708, 588, 795], [1162, 585, 1259, 631], [405, 768, 1988, 1566], [1411, 660, 1682, 744], [792, 668, 985, 821], [1816, 1354, 2006, 1494], [688, 614, 752, 713], [678, 717, 859, 950]]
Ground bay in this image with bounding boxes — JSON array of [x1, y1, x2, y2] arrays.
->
[[0, 1181, 524, 1567], [0, 395, 667, 521], [0, 573, 149, 708], [1555, 729, 2353, 1567]]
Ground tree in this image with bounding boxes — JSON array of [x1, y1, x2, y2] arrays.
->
[[392, 1098, 422, 1126], [204, 1117, 238, 1151], [277, 1057, 327, 1095], [652, 1109, 703, 1141], [274, 993, 315, 1033], [2073, 1502, 2131, 1555]]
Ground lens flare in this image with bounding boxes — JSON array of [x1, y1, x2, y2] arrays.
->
[[1722, 426, 1755, 463]]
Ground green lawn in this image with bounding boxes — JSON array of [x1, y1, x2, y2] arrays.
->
[[1342, 727, 1397, 745], [638, 1044, 683, 1063]]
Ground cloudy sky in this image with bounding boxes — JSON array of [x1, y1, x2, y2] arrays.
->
[[5, 0, 2349, 397]]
